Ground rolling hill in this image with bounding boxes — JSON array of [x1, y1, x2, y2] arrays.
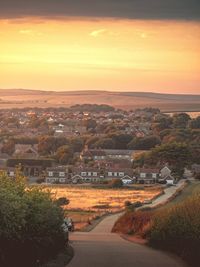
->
[[0, 89, 200, 112]]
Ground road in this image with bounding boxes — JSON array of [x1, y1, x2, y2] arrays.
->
[[68, 181, 187, 267]]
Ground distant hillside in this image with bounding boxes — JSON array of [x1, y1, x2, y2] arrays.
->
[[0, 89, 200, 112]]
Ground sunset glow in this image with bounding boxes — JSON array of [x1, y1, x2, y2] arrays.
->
[[0, 18, 200, 93]]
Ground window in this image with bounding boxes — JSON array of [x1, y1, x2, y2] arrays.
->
[[88, 172, 91, 176], [59, 172, 65, 177], [119, 172, 124, 177], [108, 172, 112, 176], [114, 172, 118, 176], [9, 171, 15, 177], [140, 173, 146, 178], [93, 172, 97, 176], [48, 171, 53, 177], [152, 173, 157, 178], [81, 172, 86, 176]]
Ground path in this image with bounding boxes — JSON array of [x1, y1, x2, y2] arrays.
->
[[68, 181, 187, 267]]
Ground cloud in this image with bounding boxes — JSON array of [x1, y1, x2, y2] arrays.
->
[[19, 29, 32, 35], [90, 29, 107, 37], [0, 0, 199, 20]]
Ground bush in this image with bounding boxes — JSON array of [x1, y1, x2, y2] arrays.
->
[[0, 173, 66, 267], [112, 210, 152, 236], [109, 179, 123, 188], [148, 194, 200, 267]]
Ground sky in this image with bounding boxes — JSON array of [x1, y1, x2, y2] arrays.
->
[[0, 1, 199, 94]]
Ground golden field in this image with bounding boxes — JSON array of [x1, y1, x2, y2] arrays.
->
[[49, 186, 162, 230]]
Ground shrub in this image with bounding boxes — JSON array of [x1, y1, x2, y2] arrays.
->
[[112, 210, 152, 236], [148, 194, 200, 267], [0, 173, 66, 267], [109, 178, 123, 188]]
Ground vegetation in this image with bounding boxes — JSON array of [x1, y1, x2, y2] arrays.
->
[[134, 142, 192, 176], [148, 194, 200, 267], [113, 183, 200, 267], [109, 178, 123, 188], [0, 172, 67, 267]]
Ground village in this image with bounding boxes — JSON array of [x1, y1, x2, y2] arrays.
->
[[0, 105, 199, 186]]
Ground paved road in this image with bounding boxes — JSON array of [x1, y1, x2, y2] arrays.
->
[[68, 213, 186, 267], [68, 180, 187, 267], [145, 179, 186, 209]]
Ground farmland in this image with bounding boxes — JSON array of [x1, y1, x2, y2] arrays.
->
[[49, 186, 162, 230]]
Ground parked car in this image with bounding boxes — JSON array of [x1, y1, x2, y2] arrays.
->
[[65, 218, 75, 232]]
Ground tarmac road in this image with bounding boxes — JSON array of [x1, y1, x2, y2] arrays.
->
[[68, 212, 186, 267]]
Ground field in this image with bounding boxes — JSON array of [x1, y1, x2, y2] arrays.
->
[[49, 186, 162, 230], [1, 89, 200, 112]]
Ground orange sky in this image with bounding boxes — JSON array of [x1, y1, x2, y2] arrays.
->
[[0, 18, 200, 94]]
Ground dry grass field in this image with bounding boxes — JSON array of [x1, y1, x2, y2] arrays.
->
[[49, 186, 162, 230]]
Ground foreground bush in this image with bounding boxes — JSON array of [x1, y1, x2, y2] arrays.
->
[[148, 194, 200, 267], [112, 210, 152, 235], [0, 173, 66, 267]]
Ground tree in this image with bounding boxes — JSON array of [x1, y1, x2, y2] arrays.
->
[[144, 142, 191, 176], [109, 133, 133, 149], [84, 119, 97, 130], [128, 136, 161, 150], [55, 145, 73, 164], [189, 116, 200, 129], [69, 137, 85, 152], [1, 139, 15, 155], [86, 136, 100, 148], [94, 138, 115, 149], [173, 113, 191, 128], [38, 136, 68, 155], [109, 178, 123, 188], [0, 173, 66, 267]]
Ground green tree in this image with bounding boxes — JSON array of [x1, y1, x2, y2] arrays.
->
[[173, 113, 191, 128], [109, 178, 123, 188], [189, 116, 200, 129], [128, 135, 161, 150], [94, 138, 115, 149], [109, 133, 133, 149], [0, 172, 66, 267], [55, 145, 73, 164], [145, 142, 191, 176], [1, 139, 15, 155]]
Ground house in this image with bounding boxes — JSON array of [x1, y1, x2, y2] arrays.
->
[[13, 144, 39, 158], [80, 148, 134, 162], [138, 168, 160, 184], [121, 176, 135, 185], [72, 166, 134, 184], [0, 167, 15, 177], [138, 166, 175, 184], [72, 168, 102, 183], [160, 166, 171, 178], [0, 153, 9, 167], [104, 168, 134, 180], [80, 149, 106, 161], [158, 166, 175, 185], [45, 166, 70, 184]]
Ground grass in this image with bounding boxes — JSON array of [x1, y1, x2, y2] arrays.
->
[[162, 181, 200, 208], [148, 193, 200, 267], [48, 186, 161, 230]]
